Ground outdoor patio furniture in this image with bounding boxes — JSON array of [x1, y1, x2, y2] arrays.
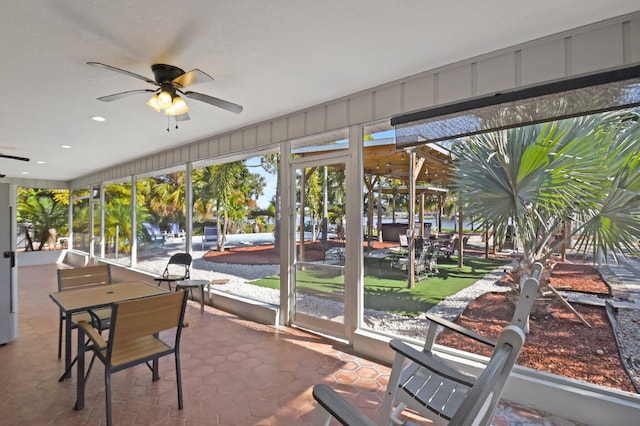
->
[[312, 263, 542, 426], [439, 236, 469, 258], [56, 264, 112, 367], [324, 247, 345, 265], [141, 222, 166, 246], [76, 291, 188, 426], [201, 226, 218, 250], [313, 325, 525, 426], [391, 244, 438, 280], [364, 249, 398, 275], [154, 253, 192, 291], [169, 222, 185, 238], [175, 278, 228, 314]]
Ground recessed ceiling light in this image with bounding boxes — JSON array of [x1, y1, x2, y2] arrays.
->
[[36, 161, 45, 164], [91, 116, 106, 122], [60, 145, 71, 149], [21, 171, 29, 175]]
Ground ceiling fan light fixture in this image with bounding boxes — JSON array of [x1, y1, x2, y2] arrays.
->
[[146, 94, 162, 112], [167, 95, 189, 115], [157, 90, 173, 109]]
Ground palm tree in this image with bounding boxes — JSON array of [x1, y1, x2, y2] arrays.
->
[[139, 172, 186, 229], [451, 110, 640, 284], [260, 154, 281, 253], [194, 161, 250, 251], [304, 167, 323, 240], [17, 188, 68, 251]]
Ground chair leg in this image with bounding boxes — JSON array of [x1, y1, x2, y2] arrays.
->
[[200, 286, 205, 314], [175, 353, 183, 409], [157, 280, 172, 291], [152, 358, 160, 381], [105, 370, 112, 426], [378, 353, 406, 426], [58, 315, 63, 359]]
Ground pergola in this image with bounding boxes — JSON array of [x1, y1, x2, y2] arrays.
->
[[298, 138, 457, 287], [360, 139, 452, 242], [362, 139, 452, 185], [360, 140, 458, 286]]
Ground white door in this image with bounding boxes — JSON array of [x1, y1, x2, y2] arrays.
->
[[289, 159, 348, 339], [0, 183, 17, 344]]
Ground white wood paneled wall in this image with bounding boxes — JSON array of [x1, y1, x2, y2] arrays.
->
[[68, 11, 640, 189]]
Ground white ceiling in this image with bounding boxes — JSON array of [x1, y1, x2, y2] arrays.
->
[[1, 1, 638, 182]]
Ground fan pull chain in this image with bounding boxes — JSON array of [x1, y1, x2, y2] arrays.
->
[[167, 115, 170, 132]]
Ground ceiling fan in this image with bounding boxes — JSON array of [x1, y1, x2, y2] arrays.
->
[[87, 62, 243, 121], [0, 154, 30, 178]]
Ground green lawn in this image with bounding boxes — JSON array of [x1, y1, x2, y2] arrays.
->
[[251, 256, 509, 317]]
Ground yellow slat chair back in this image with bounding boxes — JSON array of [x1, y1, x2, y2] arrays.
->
[[108, 291, 186, 367], [56, 264, 112, 359], [57, 264, 112, 291], [83, 291, 188, 426]]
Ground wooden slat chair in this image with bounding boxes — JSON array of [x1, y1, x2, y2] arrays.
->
[[314, 326, 525, 426], [313, 262, 542, 426], [77, 291, 188, 426], [57, 264, 112, 360]]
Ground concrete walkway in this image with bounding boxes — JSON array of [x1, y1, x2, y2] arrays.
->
[[599, 255, 640, 308], [597, 255, 640, 392]]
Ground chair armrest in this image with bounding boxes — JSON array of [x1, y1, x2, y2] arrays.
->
[[426, 313, 496, 347], [77, 321, 108, 350], [390, 339, 476, 386], [312, 384, 376, 426]]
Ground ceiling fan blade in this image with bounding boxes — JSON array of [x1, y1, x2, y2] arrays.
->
[[0, 154, 30, 162], [97, 89, 156, 102], [87, 62, 158, 85], [0, 173, 5, 178], [175, 112, 191, 122], [183, 91, 243, 114], [172, 69, 214, 88]]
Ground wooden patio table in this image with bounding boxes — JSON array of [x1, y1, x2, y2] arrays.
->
[[50, 281, 167, 386]]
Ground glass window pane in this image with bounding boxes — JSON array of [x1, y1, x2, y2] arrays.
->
[[102, 182, 132, 267], [16, 187, 69, 251], [293, 163, 346, 325], [134, 170, 187, 274], [189, 152, 280, 305], [71, 188, 90, 252]]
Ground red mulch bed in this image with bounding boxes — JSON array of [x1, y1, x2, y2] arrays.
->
[[203, 241, 325, 264], [202, 239, 397, 264], [437, 260, 636, 393]]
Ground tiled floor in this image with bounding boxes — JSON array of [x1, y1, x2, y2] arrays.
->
[[0, 264, 390, 425], [0, 264, 574, 425]]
